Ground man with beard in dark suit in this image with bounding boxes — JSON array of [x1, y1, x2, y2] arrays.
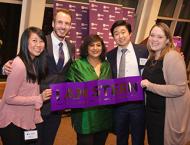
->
[[106, 20, 148, 145], [38, 9, 74, 145]]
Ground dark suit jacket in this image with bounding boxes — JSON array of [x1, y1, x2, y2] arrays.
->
[[106, 43, 148, 79], [106, 43, 148, 108], [0, 66, 2, 75], [40, 34, 75, 115]]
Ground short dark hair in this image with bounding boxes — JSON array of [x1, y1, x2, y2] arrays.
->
[[110, 20, 132, 36], [80, 34, 106, 61], [18, 26, 48, 83]]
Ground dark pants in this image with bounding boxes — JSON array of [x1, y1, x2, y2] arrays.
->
[[114, 103, 145, 145], [77, 131, 108, 145], [0, 123, 38, 145], [36, 112, 61, 145], [146, 108, 165, 145]]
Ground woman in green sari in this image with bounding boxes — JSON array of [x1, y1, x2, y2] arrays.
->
[[66, 34, 112, 145]]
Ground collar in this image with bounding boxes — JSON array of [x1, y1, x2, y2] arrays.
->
[[118, 41, 133, 52], [51, 32, 66, 46]]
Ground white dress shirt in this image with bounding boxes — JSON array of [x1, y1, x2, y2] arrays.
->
[[51, 32, 70, 66], [117, 42, 140, 77]]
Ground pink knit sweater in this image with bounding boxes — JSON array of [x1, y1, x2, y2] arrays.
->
[[0, 57, 43, 130], [146, 50, 190, 145]]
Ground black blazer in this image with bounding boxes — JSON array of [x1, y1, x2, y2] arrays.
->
[[40, 35, 75, 91], [40, 34, 75, 114], [0, 66, 2, 75], [106, 43, 148, 79]]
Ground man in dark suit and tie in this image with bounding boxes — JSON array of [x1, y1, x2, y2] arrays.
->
[[106, 20, 148, 145], [3, 9, 74, 145], [38, 9, 74, 145]]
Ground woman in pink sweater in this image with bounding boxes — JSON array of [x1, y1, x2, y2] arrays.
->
[[141, 22, 190, 145], [0, 27, 51, 145]]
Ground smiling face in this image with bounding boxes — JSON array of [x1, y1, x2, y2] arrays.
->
[[148, 26, 169, 57], [28, 32, 45, 59], [87, 41, 102, 59], [52, 11, 72, 41], [113, 25, 132, 48]]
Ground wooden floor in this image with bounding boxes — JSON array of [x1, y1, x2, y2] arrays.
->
[[0, 116, 141, 145], [1, 116, 189, 145], [54, 116, 117, 145], [0, 116, 117, 145]]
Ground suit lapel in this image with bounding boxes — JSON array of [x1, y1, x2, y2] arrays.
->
[[133, 44, 140, 68], [133, 44, 147, 74], [46, 35, 57, 70], [110, 48, 118, 78], [65, 39, 74, 60]]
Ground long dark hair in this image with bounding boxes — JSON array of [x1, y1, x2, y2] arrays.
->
[[18, 27, 48, 83]]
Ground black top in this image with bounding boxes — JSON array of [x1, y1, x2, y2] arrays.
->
[[143, 59, 166, 111], [142, 59, 166, 145]]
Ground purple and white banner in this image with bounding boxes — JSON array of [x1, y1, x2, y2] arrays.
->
[[54, 1, 89, 56], [89, 1, 123, 51], [123, 7, 135, 32], [54, 0, 135, 53], [50, 76, 144, 111]]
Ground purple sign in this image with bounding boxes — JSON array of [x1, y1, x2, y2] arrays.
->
[[123, 7, 135, 32], [50, 76, 144, 111], [54, 0, 136, 53], [89, 1, 123, 52]]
